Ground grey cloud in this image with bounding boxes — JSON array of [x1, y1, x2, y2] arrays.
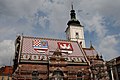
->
[[98, 34, 120, 60], [0, 40, 14, 65]]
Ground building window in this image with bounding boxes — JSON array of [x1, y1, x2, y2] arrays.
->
[[75, 32, 79, 39], [51, 69, 64, 80], [32, 71, 39, 80], [77, 72, 83, 80]]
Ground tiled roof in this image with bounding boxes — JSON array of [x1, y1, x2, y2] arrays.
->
[[20, 36, 86, 63], [21, 36, 84, 56], [83, 48, 98, 57]]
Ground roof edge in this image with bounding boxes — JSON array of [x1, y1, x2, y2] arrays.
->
[[22, 35, 78, 42]]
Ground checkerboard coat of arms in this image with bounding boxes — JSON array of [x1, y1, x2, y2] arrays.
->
[[32, 39, 48, 53]]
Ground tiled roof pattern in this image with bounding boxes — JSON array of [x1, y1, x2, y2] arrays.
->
[[21, 36, 84, 57], [83, 48, 98, 56]]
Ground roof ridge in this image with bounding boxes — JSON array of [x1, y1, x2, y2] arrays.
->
[[22, 35, 77, 42]]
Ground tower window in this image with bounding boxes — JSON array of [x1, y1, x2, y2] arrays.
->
[[75, 32, 79, 39]]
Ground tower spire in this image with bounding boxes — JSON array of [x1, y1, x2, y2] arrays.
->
[[67, 4, 81, 26], [71, 2, 73, 10], [70, 4, 76, 19]]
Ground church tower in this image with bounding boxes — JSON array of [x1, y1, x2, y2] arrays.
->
[[65, 5, 86, 48]]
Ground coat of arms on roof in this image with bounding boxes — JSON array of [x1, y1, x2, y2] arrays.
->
[[32, 39, 48, 53], [57, 42, 73, 54]]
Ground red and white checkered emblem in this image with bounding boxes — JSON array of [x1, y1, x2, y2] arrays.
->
[[33, 39, 41, 47], [33, 39, 48, 53]]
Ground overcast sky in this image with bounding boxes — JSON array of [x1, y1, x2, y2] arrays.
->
[[0, 0, 120, 66]]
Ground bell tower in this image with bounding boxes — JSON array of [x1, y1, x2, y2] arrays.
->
[[65, 5, 85, 48]]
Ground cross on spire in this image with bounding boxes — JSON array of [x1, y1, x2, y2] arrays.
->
[[71, 2, 73, 10]]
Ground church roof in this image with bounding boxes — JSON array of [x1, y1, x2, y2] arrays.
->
[[20, 36, 87, 63], [83, 47, 103, 61], [83, 48, 98, 57], [21, 36, 83, 56]]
